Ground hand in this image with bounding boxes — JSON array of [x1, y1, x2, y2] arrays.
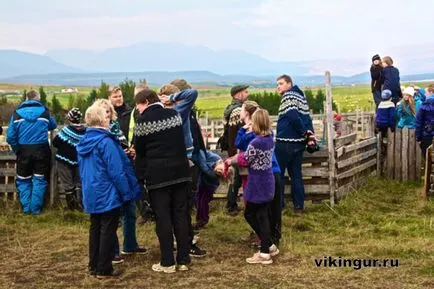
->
[[127, 147, 136, 158], [224, 157, 234, 166]]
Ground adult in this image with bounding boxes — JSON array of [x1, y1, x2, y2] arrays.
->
[[221, 85, 249, 215], [370, 54, 383, 108], [134, 89, 191, 273], [275, 75, 314, 215], [381, 56, 402, 105], [416, 84, 434, 157], [7, 90, 57, 215]]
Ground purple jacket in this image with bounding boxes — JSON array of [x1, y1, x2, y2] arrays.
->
[[238, 135, 275, 204], [416, 97, 434, 141]]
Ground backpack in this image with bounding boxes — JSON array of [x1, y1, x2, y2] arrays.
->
[[217, 122, 230, 151]]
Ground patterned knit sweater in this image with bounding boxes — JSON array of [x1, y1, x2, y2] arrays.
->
[[53, 125, 86, 166], [276, 85, 314, 143], [237, 135, 275, 204]]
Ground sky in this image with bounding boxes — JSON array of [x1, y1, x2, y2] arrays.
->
[[0, 0, 433, 62]]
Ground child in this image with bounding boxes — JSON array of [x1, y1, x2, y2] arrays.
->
[[53, 108, 86, 210], [381, 56, 402, 105], [376, 90, 396, 135], [237, 109, 279, 265], [416, 84, 434, 157], [333, 112, 343, 138], [77, 104, 141, 278], [397, 87, 422, 129], [234, 101, 282, 246]]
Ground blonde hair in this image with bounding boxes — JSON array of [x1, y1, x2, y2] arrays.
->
[[242, 100, 259, 117], [159, 84, 180, 96], [382, 56, 394, 66], [85, 105, 107, 127], [252, 109, 271, 136], [403, 95, 417, 116], [93, 99, 117, 121]]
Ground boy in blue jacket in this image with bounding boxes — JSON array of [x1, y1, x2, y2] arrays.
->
[[376, 90, 396, 135], [77, 105, 142, 278]]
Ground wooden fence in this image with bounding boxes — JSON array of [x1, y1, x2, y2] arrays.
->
[[423, 143, 434, 199]]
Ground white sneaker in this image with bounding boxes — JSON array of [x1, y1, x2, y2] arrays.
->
[[246, 252, 273, 265], [269, 244, 280, 257], [176, 264, 189, 271], [152, 263, 176, 273]]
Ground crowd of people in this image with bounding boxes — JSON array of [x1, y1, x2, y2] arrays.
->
[[6, 75, 318, 278], [371, 55, 434, 157]]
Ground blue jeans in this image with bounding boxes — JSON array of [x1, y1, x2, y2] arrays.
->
[[275, 142, 305, 210], [114, 201, 138, 255]]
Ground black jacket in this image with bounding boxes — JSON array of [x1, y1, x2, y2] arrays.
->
[[370, 64, 382, 92], [134, 103, 191, 190], [115, 104, 133, 142]]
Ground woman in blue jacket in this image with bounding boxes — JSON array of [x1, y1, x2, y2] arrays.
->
[[77, 105, 141, 278], [397, 87, 422, 129]]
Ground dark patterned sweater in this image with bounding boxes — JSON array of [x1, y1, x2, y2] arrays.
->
[[53, 125, 86, 166]]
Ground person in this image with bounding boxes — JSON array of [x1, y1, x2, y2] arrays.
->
[[397, 87, 422, 129], [274, 75, 315, 215], [375, 90, 396, 135], [159, 83, 207, 258], [234, 100, 282, 246], [77, 104, 141, 278], [381, 56, 402, 105], [333, 111, 343, 138], [236, 109, 279, 264], [416, 84, 434, 157], [7, 90, 57, 215], [414, 86, 426, 103], [52, 108, 86, 210], [220, 85, 249, 215], [134, 89, 191, 273], [94, 99, 128, 148], [371, 54, 383, 108]]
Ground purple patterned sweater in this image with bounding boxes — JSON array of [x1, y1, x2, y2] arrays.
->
[[238, 135, 275, 203]]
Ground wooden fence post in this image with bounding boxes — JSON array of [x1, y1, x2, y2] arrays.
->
[[394, 128, 402, 181], [49, 131, 57, 206], [402, 128, 409, 181], [377, 132, 382, 176], [387, 128, 395, 179], [409, 129, 416, 181], [325, 71, 336, 206]]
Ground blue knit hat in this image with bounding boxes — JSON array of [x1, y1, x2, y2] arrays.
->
[[381, 90, 392, 100]]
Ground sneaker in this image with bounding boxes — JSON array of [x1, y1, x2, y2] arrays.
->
[[246, 252, 273, 265], [151, 263, 176, 274], [190, 244, 207, 258], [269, 244, 280, 257], [112, 256, 124, 264], [96, 268, 123, 279], [121, 247, 148, 255], [176, 264, 189, 271], [226, 208, 240, 216]]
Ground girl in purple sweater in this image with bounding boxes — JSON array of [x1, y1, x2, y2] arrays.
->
[[237, 109, 279, 265]]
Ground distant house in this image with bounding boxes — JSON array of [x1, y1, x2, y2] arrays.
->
[[61, 87, 79, 93]]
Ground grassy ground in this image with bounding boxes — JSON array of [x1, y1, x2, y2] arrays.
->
[[0, 178, 433, 288]]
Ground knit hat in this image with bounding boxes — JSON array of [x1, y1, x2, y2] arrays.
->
[[381, 90, 392, 100], [372, 54, 381, 62], [403, 87, 415, 96], [67, 108, 82, 124], [230, 85, 249, 97]]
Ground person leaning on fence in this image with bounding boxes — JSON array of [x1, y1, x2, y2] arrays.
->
[[134, 89, 192, 273], [416, 84, 434, 158], [371, 54, 383, 108], [219, 84, 249, 216], [77, 104, 142, 278], [274, 75, 315, 215], [6, 90, 57, 215], [397, 87, 422, 129], [52, 108, 86, 210], [381, 56, 402, 105], [376, 90, 396, 135]]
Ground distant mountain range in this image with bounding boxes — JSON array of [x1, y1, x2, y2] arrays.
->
[[0, 43, 434, 86]]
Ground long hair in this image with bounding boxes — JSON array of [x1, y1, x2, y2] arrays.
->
[[403, 96, 416, 116], [252, 109, 271, 136], [243, 100, 260, 118]]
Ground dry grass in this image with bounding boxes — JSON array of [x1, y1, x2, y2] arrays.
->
[[0, 178, 433, 289]]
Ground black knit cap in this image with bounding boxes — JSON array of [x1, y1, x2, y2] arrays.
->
[[230, 85, 249, 97], [66, 108, 82, 124], [372, 54, 381, 62]]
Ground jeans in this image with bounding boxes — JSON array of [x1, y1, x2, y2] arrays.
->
[[114, 201, 138, 255], [275, 142, 305, 210], [149, 183, 191, 266], [89, 207, 120, 275], [244, 202, 272, 254]]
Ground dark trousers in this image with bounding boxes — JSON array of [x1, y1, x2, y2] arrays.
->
[[188, 165, 199, 244], [136, 179, 154, 220], [275, 142, 305, 210], [269, 174, 282, 245], [372, 90, 382, 109], [149, 183, 191, 266], [196, 186, 215, 225], [89, 207, 120, 275], [114, 201, 138, 256], [244, 202, 272, 254], [226, 165, 241, 211], [420, 138, 433, 159]]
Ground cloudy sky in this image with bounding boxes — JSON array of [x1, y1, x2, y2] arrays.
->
[[0, 0, 432, 62]]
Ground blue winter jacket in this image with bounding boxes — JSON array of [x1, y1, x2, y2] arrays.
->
[[170, 89, 198, 159], [416, 96, 434, 141], [382, 66, 401, 101], [415, 89, 426, 103], [375, 100, 396, 131], [235, 127, 281, 174], [397, 100, 422, 129], [77, 128, 142, 214], [276, 85, 314, 143], [192, 150, 221, 189], [7, 100, 57, 153]]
